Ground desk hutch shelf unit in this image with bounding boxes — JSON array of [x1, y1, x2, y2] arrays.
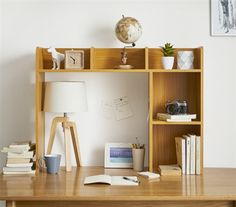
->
[[36, 47, 204, 173]]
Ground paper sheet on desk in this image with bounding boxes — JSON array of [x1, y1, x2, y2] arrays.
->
[[113, 96, 133, 120], [111, 176, 138, 186]]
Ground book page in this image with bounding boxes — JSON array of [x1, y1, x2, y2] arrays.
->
[[84, 174, 111, 185], [111, 176, 138, 186]]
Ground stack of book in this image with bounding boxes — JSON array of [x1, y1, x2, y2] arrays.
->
[[175, 134, 201, 175], [157, 113, 197, 122], [158, 165, 182, 176], [1, 141, 36, 175]]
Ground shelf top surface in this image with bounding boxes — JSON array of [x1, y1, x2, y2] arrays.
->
[[0, 167, 235, 201], [38, 69, 202, 73]]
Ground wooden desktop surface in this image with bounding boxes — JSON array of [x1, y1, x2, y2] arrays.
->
[[0, 167, 236, 207]]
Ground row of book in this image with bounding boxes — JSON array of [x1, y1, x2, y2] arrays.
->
[[175, 134, 201, 175], [1, 141, 36, 175], [157, 113, 197, 122]]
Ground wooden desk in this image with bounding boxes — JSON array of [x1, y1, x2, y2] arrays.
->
[[0, 167, 236, 207]]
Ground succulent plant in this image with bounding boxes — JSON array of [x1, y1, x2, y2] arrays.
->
[[161, 43, 174, 57]]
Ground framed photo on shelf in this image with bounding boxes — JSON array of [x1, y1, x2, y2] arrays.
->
[[211, 0, 236, 36], [104, 143, 133, 168], [65, 50, 84, 69]]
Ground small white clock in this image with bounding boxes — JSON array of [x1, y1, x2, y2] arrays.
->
[[65, 50, 84, 69]]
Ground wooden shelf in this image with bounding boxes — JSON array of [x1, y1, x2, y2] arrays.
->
[[150, 69, 202, 73], [39, 69, 201, 73], [152, 120, 202, 125], [39, 69, 148, 73], [35, 47, 204, 174]]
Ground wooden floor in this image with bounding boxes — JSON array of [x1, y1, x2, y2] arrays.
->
[[0, 167, 236, 207]]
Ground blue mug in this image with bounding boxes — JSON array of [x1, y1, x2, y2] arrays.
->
[[44, 154, 61, 174]]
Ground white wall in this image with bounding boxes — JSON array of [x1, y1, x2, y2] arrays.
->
[[45, 72, 149, 166], [0, 0, 236, 172], [0, 1, 6, 206]]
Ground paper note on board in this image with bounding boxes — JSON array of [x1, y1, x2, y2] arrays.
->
[[113, 96, 133, 120]]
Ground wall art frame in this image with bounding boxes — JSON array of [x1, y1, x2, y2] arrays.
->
[[211, 0, 236, 36]]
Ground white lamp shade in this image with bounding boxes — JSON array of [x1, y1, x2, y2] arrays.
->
[[44, 81, 87, 113]]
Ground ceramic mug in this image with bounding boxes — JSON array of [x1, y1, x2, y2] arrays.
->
[[39, 154, 61, 174]]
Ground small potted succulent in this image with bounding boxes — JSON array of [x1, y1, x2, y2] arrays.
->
[[161, 43, 175, 70]]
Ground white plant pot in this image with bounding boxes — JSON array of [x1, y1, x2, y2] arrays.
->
[[177, 51, 194, 69], [162, 56, 174, 70]]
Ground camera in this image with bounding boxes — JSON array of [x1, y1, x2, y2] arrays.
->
[[165, 100, 188, 115]]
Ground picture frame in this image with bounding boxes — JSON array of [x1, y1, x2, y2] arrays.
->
[[211, 0, 236, 36], [65, 50, 84, 69], [104, 143, 133, 168]]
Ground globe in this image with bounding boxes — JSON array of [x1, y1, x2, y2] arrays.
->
[[115, 16, 142, 44]]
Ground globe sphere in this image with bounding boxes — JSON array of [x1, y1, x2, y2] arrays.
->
[[115, 16, 142, 44]]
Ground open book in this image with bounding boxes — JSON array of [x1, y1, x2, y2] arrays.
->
[[84, 174, 139, 186]]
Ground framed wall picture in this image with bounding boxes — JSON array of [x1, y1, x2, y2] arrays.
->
[[104, 143, 133, 168], [65, 50, 84, 69], [211, 0, 236, 36]]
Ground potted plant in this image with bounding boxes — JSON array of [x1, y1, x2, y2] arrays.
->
[[161, 43, 175, 70]]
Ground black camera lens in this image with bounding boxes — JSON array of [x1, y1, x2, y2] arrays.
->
[[166, 102, 178, 115]]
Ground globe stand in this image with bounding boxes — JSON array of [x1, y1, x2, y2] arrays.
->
[[115, 45, 135, 70]]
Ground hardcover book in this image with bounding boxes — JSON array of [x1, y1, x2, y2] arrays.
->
[[195, 136, 201, 174], [182, 135, 191, 174], [158, 165, 181, 176], [157, 113, 197, 121], [137, 171, 160, 180], [175, 137, 186, 174], [188, 134, 196, 174]]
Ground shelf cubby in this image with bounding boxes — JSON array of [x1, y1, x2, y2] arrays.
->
[[92, 48, 146, 70], [148, 47, 203, 70], [152, 125, 201, 171], [152, 72, 201, 121], [38, 48, 91, 70]]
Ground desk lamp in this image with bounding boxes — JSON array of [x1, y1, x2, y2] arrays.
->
[[44, 81, 87, 171]]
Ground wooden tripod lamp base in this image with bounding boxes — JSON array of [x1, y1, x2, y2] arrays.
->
[[47, 117, 82, 172]]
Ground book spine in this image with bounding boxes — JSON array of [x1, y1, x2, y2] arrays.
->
[[7, 155, 33, 159], [175, 138, 181, 168], [157, 113, 196, 120], [181, 139, 186, 174], [195, 136, 201, 174], [166, 119, 192, 122], [190, 135, 196, 174], [3, 170, 35, 175], [6, 163, 33, 168], [3, 166, 32, 172], [8, 151, 33, 156], [185, 137, 191, 175]]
